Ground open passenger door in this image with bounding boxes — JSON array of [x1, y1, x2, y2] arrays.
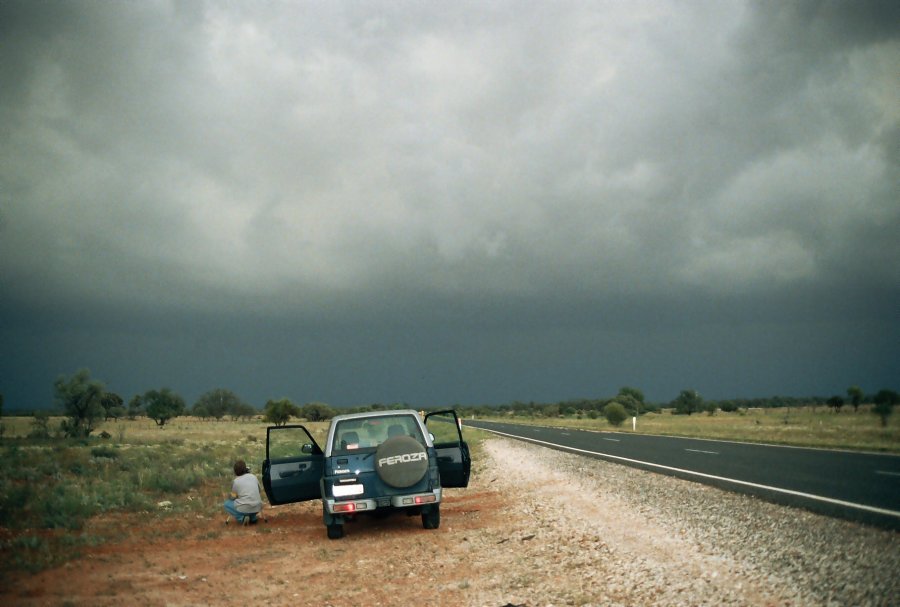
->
[[424, 410, 471, 488], [262, 425, 324, 505]]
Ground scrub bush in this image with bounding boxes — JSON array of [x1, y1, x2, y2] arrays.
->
[[603, 402, 628, 427], [90, 445, 118, 459], [40, 481, 94, 529]]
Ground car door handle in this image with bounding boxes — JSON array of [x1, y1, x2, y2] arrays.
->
[[278, 462, 311, 478]]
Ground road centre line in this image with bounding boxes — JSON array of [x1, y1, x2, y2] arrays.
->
[[875, 470, 900, 478], [480, 427, 900, 520], [686, 448, 719, 455], [602, 438, 621, 442]]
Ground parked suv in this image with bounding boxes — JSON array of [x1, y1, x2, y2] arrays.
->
[[262, 409, 471, 539]]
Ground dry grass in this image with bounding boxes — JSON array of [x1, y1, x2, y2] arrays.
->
[[0, 416, 327, 573]]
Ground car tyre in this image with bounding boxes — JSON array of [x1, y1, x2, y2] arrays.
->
[[422, 504, 440, 529], [326, 523, 344, 540]]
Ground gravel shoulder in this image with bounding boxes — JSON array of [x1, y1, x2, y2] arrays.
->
[[3, 437, 898, 606], [480, 438, 899, 606]]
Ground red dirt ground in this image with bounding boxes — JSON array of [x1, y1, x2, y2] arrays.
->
[[2, 486, 505, 607]]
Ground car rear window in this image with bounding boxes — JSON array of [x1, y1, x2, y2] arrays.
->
[[332, 415, 425, 453]]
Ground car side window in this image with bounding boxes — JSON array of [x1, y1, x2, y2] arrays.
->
[[268, 426, 320, 461]]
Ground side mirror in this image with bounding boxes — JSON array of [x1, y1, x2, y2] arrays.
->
[[301, 443, 314, 454], [428, 432, 435, 442]]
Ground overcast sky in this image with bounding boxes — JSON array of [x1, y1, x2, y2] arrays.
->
[[1, 0, 898, 410]]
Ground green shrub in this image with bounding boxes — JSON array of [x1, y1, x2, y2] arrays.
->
[[0, 479, 33, 527], [8, 535, 53, 572], [604, 402, 628, 427], [40, 481, 94, 529], [90, 445, 118, 459], [142, 465, 205, 494]]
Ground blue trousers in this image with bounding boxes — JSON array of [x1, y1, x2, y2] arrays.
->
[[224, 499, 258, 523]]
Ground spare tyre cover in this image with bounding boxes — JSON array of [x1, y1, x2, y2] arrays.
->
[[375, 436, 428, 488]]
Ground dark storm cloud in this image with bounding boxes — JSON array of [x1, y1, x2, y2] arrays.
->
[[1, 1, 897, 408]]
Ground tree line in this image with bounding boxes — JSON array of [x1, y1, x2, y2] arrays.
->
[[468, 386, 898, 427], [6, 368, 346, 439], [1, 369, 897, 440]]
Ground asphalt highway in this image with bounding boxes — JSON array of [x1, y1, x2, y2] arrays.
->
[[464, 419, 900, 530]]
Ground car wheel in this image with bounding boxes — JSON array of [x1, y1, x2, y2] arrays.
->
[[326, 523, 344, 540], [422, 504, 440, 529]]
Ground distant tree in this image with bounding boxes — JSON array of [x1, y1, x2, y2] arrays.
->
[[510, 401, 529, 416], [194, 388, 244, 421], [827, 396, 844, 413], [141, 388, 186, 427], [642, 401, 661, 414], [720, 400, 739, 413], [615, 394, 641, 416], [264, 398, 299, 426], [55, 369, 105, 437], [126, 395, 144, 420], [672, 389, 703, 416], [192, 402, 211, 420], [29, 410, 53, 439], [474, 405, 494, 417], [542, 404, 560, 418], [301, 401, 336, 422], [229, 402, 258, 421], [847, 386, 864, 413], [101, 392, 126, 421], [618, 386, 645, 405], [603, 402, 628, 427], [873, 389, 899, 427]]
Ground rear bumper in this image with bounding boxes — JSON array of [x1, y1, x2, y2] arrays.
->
[[324, 487, 442, 514]]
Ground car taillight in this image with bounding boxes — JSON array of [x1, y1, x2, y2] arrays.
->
[[333, 503, 356, 513], [401, 494, 437, 506]]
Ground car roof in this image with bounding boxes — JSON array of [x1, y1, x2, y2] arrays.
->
[[330, 409, 421, 424]]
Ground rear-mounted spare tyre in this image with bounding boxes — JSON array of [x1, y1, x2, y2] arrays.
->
[[374, 436, 428, 488]]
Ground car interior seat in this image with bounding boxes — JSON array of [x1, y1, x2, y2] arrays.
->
[[340, 431, 360, 449]]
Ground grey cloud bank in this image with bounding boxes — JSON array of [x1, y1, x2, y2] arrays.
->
[[1, 1, 898, 409]]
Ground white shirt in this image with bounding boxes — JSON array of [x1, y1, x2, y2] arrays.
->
[[232, 473, 262, 513]]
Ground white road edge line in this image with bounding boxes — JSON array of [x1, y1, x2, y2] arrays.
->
[[481, 428, 900, 520], [875, 470, 900, 478], [686, 448, 719, 455]]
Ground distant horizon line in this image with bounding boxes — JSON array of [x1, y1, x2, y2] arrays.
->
[[5, 392, 891, 416]]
